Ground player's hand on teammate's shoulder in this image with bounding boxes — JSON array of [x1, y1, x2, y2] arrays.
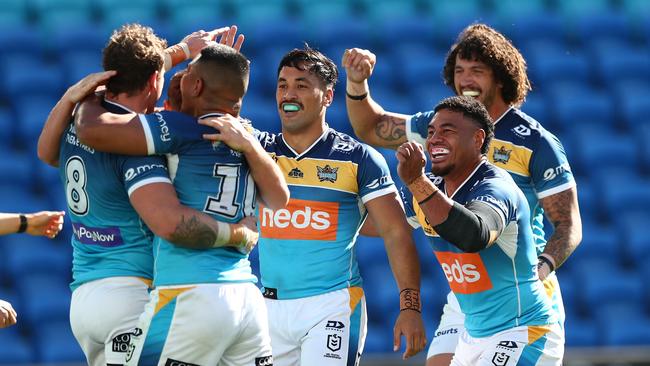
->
[[0, 299, 17, 328], [342, 48, 376, 83], [199, 114, 257, 154], [63, 71, 116, 105], [393, 309, 427, 359]]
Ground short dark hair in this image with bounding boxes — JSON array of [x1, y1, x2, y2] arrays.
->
[[434, 96, 494, 154], [196, 43, 250, 82], [102, 24, 167, 95], [443, 23, 531, 106], [277, 45, 338, 88]]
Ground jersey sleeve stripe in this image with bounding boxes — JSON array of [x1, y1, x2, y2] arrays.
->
[[127, 177, 172, 196], [536, 180, 576, 199], [138, 114, 156, 155], [361, 186, 398, 204], [405, 116, 427, 144]]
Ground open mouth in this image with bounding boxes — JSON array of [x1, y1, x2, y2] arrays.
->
[[462, 90, 480, 97], [429, 147, 450, 162]]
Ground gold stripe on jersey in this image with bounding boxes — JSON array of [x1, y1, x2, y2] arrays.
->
[[155, 286, 196, 314], [348, 286, 364, 311], [528, 325, 552, 344], [542, 275, 558, 300], [413, 198, 439, 237], [275, 155, 359, 194], [488, 139, 533, 177]]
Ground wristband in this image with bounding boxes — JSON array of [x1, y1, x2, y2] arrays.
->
[[346, 91, 368, 100], [399, 288, 421, 313], [417, 190, 438, 205], [17, 214, 27, 233], [179, 42, 191, 59], [538, 254, 556, 273], [213, 221, 231, 247], [164, 43, 191, 71]]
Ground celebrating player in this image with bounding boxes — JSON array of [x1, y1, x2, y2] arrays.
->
[[343, 23, 581, 366]]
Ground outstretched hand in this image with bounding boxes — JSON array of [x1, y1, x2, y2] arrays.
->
[[393, 310, 427, 359], [26, 211, 66, 238]]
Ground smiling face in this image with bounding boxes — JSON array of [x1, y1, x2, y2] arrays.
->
[[276, 64, 333, 134], [453, 55, 502, 112], [426, 108, 485, 178]]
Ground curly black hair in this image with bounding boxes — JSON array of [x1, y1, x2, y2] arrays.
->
[[443, 24, 531, 107], [434, 96, 494, 155]]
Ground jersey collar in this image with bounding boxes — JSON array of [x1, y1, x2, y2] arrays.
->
[[281, 124, 330, 159], [103, 98, 136, 114], [445, 158, 488, 199], [493, 106, 514, 126]]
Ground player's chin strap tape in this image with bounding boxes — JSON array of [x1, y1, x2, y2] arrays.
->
[[433, 201, 504, 253]]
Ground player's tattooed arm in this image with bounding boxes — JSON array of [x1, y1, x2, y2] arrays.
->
[[539, 187, 582, 272], [169, 214, 217, 249], [374, 114, 408, 149]]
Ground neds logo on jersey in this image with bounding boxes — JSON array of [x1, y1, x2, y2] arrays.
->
[[260, 199, 338, 240], [434, 252, 493, 294]]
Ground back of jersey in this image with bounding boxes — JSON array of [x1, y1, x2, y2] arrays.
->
[[60, 101, 170, 290], [138, 111, 257, 287]]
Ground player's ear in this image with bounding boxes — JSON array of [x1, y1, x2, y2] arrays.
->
[[323, 87, 334, 107], [475, 128, 486, 151], [193, 77, 204, 97]]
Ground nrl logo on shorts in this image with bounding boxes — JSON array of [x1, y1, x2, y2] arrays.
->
[[327, 334, 342, 352], [491, 352, 510, 366], [492, 146, 512, 164], [288, 167, 304, 179], [317, 165, 338, 183]]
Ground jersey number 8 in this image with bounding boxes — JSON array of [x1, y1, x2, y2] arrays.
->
[[65, 156, 89, 216]]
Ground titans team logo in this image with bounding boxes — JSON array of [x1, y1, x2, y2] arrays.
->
[[317, 165, 338, 183], [288, 167, 304, 178], [492, 146, 512, 164]]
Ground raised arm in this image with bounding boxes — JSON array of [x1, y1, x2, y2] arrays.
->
[[364, 193, 426, 359], [199, 115, 289, 210], [74, 98, 148, 155], [37, 71, 116, 166], [342, 48, 410, 149], [164, 25, 245, 72], [130, 182, 258, 252], [537, 187, 582, 279]]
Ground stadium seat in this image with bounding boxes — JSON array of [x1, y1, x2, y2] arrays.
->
[[15, 273, 71, 329], [374, 14, 437, 53], [356, 236, 387, 264], [638, 123, 650, 173], [576, 262, 644, 318], [0, 151, 34, 188], [60, 51, 104, 87], [34, 319, 85, 363], [364, 323, 394, 353], [0, 332, 35, 363], [240, 92, 280, 134], [12, 96, 61, 145], [527, 45, 592, 87], [296, 0, 354, 27], [592, 41, 650, 87], [2, 56, 65, 99], [613, 80, 650, 132], [359, 0, 420, 23], [562, 128, 636, 180], [595, 302, 650, 346], [502, 12, 565, 46], [391, 45, 446, 91], [569, 13, 631, 46], [600, 176, 650, 221], [369, 86, 416, 116], [548, 84, 614, 131], [3, 235, 71, 280], [99, 9, 165, 38], [564, 314, 599, 347], [620, 211, 650, 267], [0, 184, 43, 213], [492, 0, 548, 24], [553, 0, 613, 19], [410, 85, 454, 114], [168, 7, 227, 44]]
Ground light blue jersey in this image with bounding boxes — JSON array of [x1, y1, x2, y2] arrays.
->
[[60, 100, 171, 290], [407, 107, 575, 252], [257, 128, 397, 300], [138, 111, 257, 287], [402, 161, 556, 337]]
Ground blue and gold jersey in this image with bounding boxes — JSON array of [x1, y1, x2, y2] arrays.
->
[[407, 107, 575, 253], [138, 111, 258, 287], [401, 161, 555, 337], [60, 100, 171, 290], [258, 128, 396, 299]]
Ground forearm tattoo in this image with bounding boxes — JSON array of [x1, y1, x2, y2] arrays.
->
[[170, 215, 217, 249], [375, 115, 406, 145], [541, 188, 581, 268]]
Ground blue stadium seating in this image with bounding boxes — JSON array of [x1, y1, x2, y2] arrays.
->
[[0, 1, 648, 360], [35, 319, 85, 362]]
